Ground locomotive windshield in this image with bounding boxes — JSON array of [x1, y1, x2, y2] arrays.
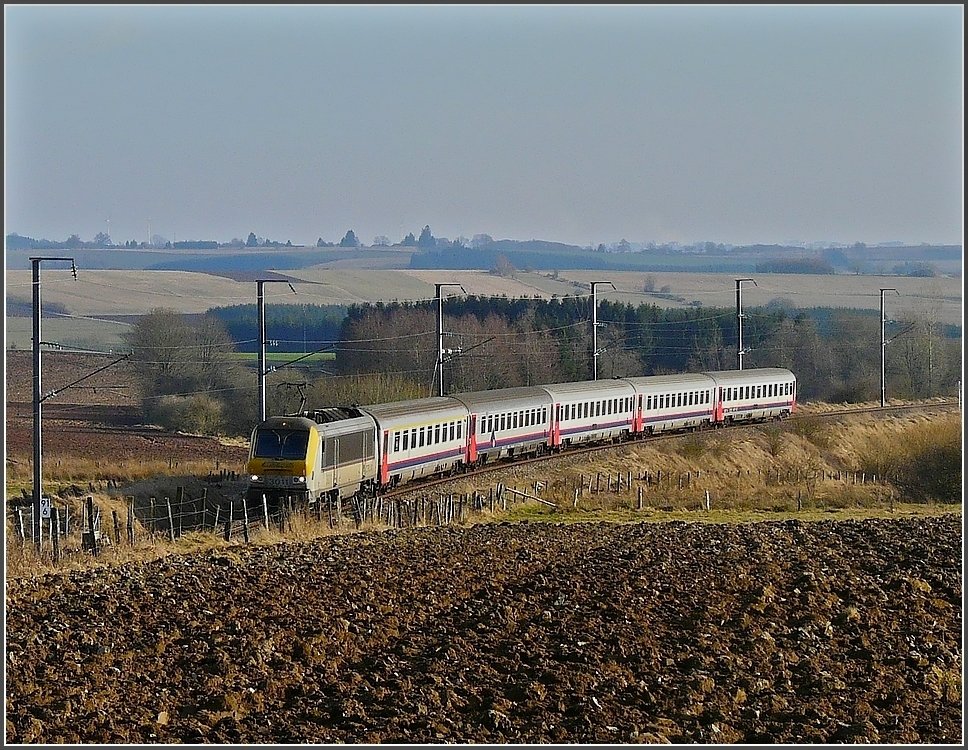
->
[[253, 428, 309, 460]]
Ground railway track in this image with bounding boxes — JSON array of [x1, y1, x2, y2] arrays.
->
[[384, 399, 961, 499]]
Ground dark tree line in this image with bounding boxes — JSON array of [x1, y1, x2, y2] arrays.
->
[[122, 298, 960, 435], [335, 297, 961, 403]]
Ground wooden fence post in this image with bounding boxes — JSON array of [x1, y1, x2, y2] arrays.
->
[[242, 498, 250, 543], [224, 501, 233, 542], [15, 509, 25, 541], [637, 487, 643, 511], [166, 497, 176, 542], [52, 507, 61, 564], [127, 497, 135, 545], [112, 510, 121, 546], [262, 494, 270, 531], [87, 496, 98, 556]]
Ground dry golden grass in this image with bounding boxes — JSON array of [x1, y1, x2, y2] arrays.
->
[[6, 409, 960, 579]]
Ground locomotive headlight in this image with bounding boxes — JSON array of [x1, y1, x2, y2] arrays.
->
[[250, 474, 260, 482], [293, 476, 306, 484]]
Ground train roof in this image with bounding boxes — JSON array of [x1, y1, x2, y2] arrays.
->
[[539, 379, 636, 399], [256, 415, 318, 430], [362, 396, 467, 423], [299, 406, 368, 424], [451, 386, 552, 411], [621, 373, 716, 390], [701, 368, 796, 384]]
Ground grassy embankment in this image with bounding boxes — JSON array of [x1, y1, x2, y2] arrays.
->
[[5, 407, 961, 578]]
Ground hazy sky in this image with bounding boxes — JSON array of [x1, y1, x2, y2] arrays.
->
[[4, 4, 964, 248]]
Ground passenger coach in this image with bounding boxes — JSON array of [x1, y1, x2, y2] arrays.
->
[[365, 397, 467, 487], [451, 386, 552, 465], [541, 379, 637, 448], [705, 368, 797, 423]]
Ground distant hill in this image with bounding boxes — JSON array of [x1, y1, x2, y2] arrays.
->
[[6, 232, 961, 277]]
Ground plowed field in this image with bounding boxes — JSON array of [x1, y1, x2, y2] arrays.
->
[[4, 351, 248, 474], [5, 515, 962, 744]]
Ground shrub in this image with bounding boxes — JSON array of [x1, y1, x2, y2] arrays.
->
[[856, 416, 961, 503], [149, 394, 225, 435]]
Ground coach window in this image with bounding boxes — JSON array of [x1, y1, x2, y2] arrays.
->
[[394, 432, 401, 452]]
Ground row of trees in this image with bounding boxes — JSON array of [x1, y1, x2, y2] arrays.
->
[[122, 297, 960, 436], [316, 227, 494, 250], [335, 296, 960, 403]]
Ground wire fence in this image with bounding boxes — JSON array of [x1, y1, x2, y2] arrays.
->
[[7, 464, 904, 566]]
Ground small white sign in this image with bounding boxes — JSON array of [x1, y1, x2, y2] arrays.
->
[[40, 496, 52, 519]]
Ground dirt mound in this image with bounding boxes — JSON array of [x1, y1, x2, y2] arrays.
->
[[5, 515, 961, 743]]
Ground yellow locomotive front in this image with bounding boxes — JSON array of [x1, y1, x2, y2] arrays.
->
[[245, 416, 320, 504]]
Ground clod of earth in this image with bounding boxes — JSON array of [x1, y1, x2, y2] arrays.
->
[[4, 515, 962, 743]]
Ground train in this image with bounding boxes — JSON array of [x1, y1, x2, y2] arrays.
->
[[244, 367, 797, 507]]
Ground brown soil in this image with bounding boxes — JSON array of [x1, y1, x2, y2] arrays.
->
[[5, 515, 961, 744], [4, 351, 248, 477]]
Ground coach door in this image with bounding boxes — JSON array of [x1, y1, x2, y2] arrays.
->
[[380, 430, 390, 484], [552, 403, 562, 447], [468, 414, 478, 463], [714, 388, 725, 423]]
